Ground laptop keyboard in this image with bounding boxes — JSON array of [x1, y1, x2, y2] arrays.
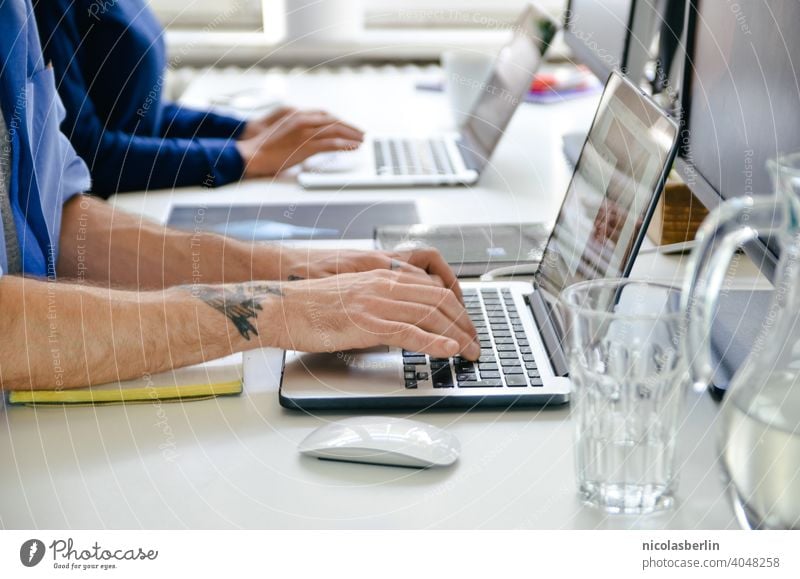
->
[[402, 288, 542, 390], [374, 138, 456, 176]]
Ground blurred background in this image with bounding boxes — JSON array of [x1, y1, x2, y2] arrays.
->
[[150, 0, 568, 64]]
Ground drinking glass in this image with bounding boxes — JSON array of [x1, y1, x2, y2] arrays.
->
[[559, 279, 688, 514]]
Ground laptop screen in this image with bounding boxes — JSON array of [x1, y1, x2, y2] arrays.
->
[[459, 4, 558, 167], [535, 72, 679, 298]]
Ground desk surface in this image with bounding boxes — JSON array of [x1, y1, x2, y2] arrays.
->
[[0, 67, 763, 530]]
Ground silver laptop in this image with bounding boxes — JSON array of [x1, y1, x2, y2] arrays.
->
[[298, 3, 558, 190], [280, 72, 680, 410]]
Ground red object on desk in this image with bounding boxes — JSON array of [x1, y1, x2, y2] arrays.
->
[[530, 66, 592, 94]]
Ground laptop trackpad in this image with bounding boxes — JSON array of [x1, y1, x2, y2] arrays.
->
[[281, 347, 408, 398]]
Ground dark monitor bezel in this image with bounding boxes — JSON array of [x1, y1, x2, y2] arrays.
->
[[675, 0, 779, 282]]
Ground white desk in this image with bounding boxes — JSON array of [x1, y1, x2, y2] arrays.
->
[[0, 67, 765, 530]]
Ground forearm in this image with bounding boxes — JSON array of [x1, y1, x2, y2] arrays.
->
[[57, 196, 283, 289], [0, 276, 266, 391]]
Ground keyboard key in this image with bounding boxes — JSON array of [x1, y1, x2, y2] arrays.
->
[[525, 362, 538, 370], [478, 363, 498, 371], [480, 371, 501, 379], [403, 350, 424, 357], [456, 374, 477, 382], [416, 372, 429, 381], [496, 344, 517, 352], [432, 363, 453, 388], [405, 380, 417, 389], [506, 375, 528, 387], [404, 356, 427, 365], [494, 337, 514, 345], [522, 354, 535, 362], [499, 351, 520, 359], [501, 358, 521, 367], [458, 380, 503, 388], [503, 367, 524, 375], [404, 371, 417, 380], [529, 377, 544, 387]]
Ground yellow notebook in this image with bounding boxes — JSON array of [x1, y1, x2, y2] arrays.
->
[[8, 354, 243, 405]]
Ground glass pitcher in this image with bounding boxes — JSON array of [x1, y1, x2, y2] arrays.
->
[[682, 152, 800, 530]]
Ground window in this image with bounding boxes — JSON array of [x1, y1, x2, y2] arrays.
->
[[363, 0, 563, 29], [149, 0, 566, 34], [149, 0, 265, 31]]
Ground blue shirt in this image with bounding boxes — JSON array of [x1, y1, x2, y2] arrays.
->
[[0, 0, 91, 278], [33, 0, 246, 197]]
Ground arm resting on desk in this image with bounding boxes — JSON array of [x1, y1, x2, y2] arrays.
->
[[0, 272, 477, 390], [0, 198, 479, 390], [57, 195, 281, 289], [57, 196, 463, 300], [0, 276, 237, 390]]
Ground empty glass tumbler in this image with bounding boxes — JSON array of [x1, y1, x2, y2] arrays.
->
[[559, 279, 687, 514]]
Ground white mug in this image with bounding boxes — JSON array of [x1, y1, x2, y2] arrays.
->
[[282, 0, 363, 43], [441, 49, 495, 127]]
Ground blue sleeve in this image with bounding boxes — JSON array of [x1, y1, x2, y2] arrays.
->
[[160, 103, 246, 140], [63, 81, 244, 196], [39, 16, 244, 196]]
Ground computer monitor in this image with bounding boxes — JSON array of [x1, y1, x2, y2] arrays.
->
[[675, 0, 800, 282], [563, 0, 658, 84], [561, 0, 660, 166]]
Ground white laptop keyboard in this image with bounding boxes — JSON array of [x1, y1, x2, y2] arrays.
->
[[373, 137, 457, 176]]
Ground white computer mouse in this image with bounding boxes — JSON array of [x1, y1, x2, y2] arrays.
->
[[298, 416, 460, 469], [302, 151, 360, 173]]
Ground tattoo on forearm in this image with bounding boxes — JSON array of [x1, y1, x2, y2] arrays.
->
[[187, 283, 283, 340]]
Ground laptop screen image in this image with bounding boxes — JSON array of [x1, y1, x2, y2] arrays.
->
[[460, 3, 558, 166], [535, 73, 679, 299]]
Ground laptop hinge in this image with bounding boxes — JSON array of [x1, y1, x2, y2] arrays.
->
[[525, 290, 568, 377], [455, 134, 486, 172]]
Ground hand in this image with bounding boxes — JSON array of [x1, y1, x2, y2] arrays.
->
[[262, 271, 479, 360], [278, 247, 464, 302], [236, 109, 364, 177], [239, 106, 297, 140]]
